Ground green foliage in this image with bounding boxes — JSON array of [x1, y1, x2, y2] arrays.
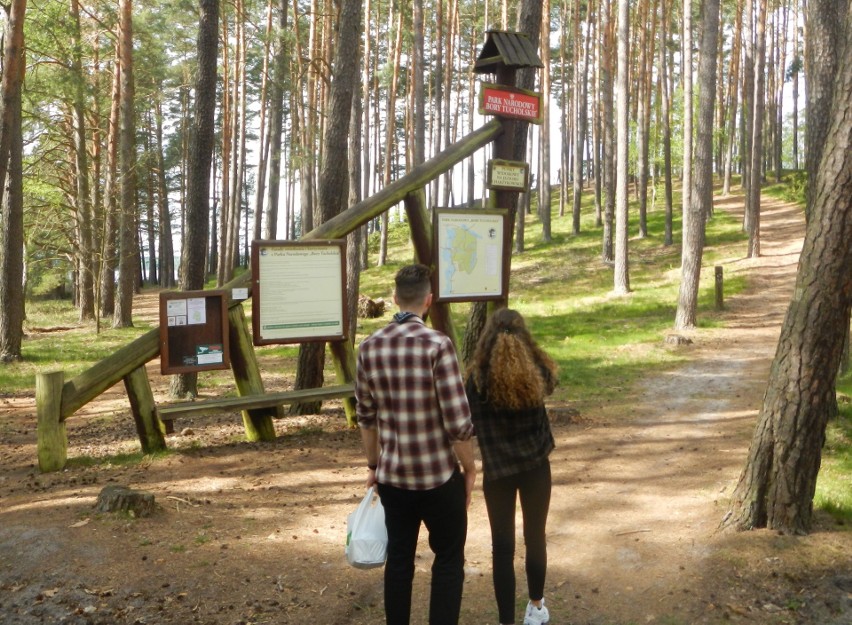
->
[[764, 171, 808, 206], [815, 396, 852, 525]]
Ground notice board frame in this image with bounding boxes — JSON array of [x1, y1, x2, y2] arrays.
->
[[432, 208, 510, 303], [159, 290, 230, 375], [251, 239, 348, 345]]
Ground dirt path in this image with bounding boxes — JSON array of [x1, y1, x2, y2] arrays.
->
[[1, 196, 850, 625]]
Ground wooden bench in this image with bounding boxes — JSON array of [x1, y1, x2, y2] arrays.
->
[[156, 383, 356, 432]]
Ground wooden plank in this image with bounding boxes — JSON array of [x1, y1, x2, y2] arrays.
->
[[157, 383, 355, 420]]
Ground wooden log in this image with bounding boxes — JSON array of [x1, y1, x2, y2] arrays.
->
[[123, 365, 167, 453], [329, 341, 357, 427], [37, 371, 67, 473], [228, 304, 277, 441], [715, 265, 724, 310], [60, 327, 160, 419], [156, 384, 355, 420]]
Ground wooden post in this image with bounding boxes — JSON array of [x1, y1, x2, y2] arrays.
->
[[123, 365, 167, 453], [328, 340, 358, 427], [228, 304, 277, 441], [37, 371, 67, 472], [715, 266, 724, 310], [403, 188, 459, 346]]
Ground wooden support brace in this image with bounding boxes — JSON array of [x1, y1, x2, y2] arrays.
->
[[37, 371, 67, 473], [123, 365, 167, 453], [228, 304, 277, 442]]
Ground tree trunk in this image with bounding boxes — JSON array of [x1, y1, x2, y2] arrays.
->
[[803, 0, 846, 220], [538, 0, 552, 243], [613, 0, 630, 294], [170, 0, 219, 399], [675, 0, 720, 330], [291, 0, 361, 415], [722, 0, 742, 196], [0, 0, 25, 362], [264, 0, 288, 239], [601, 0, 615, 263], [100, 49, 121, 318], [660, 1, 674, 246], [155, 97, 175, 287], [681, 0, 693, 264], [113, 0, 137, 329], [724, 7, 852, 533], [747, 0, 767, 258]]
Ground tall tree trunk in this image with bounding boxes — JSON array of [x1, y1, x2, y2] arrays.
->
[[70, 0, 95, 321], [100, 51, 120, 317], [681, 0, 693, 264], [114, 0, 137, 329], [722, 0, 743, 196], [170, 0, 219, 399], [378, 10, 403, 267], [155, 97, 175, 287], [660, 1, 674, 246], [803, 0, 846, 220], [572, 0, 587, 236], [291, 0, 361, 415], [601, 0, 615, 263], [264, 0, 288, 239], [0, 0, 25, 362], [613, 0, 630, 294], [675, 0, 720, 330], [724, 4, 852, 534], [747, 0, 766, 258], [538, 0, 552, 242]]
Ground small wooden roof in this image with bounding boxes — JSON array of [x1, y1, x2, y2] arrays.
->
[[474, 30, 544, 74]]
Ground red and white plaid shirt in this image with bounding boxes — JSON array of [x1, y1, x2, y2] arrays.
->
[[356, 315, 473, 490]]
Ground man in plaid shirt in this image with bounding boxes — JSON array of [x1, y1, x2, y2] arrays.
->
[[357, 263, 476, 625]]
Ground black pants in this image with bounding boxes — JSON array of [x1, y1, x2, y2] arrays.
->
[[483, 461, 551, 625], [377, 470, 467, 625]]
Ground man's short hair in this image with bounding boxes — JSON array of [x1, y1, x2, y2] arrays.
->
[[394, 264, 432, 306]]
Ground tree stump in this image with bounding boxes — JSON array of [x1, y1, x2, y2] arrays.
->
[[94, 485, 156, 517], [358, 295, 386, 318]]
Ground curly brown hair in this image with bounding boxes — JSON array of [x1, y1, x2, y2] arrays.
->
[[466, 308, 558, 410]]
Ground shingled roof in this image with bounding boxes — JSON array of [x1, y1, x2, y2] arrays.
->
[[474, 30, 544, 74]]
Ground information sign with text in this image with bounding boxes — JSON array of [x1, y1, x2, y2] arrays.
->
[[479, 83, 542, 124], [251, 240, 347, 345]]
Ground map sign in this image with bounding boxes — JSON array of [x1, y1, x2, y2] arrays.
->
[[433, 209, 509, 302]]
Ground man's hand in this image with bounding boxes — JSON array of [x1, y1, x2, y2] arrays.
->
[[366, 467, 377, 489], [452, 439, 477, 508]]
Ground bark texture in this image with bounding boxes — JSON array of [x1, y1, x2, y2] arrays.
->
[[724, 5, 852, 534]]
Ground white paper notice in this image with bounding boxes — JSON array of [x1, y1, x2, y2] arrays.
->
[[196, 352, 224, 365], [166, 299, 187, 317], [257, 245, 344, 341], [187, 298, 207, 325]]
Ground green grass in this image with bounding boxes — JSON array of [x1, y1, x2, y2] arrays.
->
[[815, 367, 852, 525]]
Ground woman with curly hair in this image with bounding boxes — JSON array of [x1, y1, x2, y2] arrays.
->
[[465, 308, 558, 625]]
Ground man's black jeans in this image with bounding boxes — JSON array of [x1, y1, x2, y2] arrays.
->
[[377, 469, 467, 625]]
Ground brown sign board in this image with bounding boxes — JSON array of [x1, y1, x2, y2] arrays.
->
[[159, 290, 230, 375], [487, 159, 530, 191], [479, 83, 543, 124], [251, 240, 348, 345]]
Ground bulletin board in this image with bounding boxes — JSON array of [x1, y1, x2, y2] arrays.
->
[[251, 240, 348, 345], [159, 290, 231, 374]]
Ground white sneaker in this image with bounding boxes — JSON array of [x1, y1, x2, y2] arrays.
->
[[523, 598, 550, 625]]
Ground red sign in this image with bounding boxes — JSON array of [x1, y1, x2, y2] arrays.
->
[[480, 84, 542, 124]]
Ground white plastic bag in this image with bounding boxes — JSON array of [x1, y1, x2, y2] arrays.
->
[[345, 487, 387, 569]]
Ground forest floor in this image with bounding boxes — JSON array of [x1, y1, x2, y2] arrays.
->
[[1, 195, 851, 625]]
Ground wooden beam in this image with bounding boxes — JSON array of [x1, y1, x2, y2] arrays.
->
[[157, 383, 355, 420]]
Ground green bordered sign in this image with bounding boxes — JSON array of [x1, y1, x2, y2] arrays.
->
[[479, 83, 543, 124], [487, 159, 530, 191]]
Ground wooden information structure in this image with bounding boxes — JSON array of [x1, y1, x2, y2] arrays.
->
[[159, 290, 230, 374], [251, 240, 348, 345]]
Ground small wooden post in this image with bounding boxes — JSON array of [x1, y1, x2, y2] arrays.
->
[[715, 266, 724, 310], [329, 340, 358, 427], [123, 365, 167, 453], [37, 371, 67, 472], [228, 304, 277, 441]]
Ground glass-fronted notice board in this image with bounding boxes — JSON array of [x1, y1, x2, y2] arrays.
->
[[159, 290, 230, 374], [251, 240, 348, 345]]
